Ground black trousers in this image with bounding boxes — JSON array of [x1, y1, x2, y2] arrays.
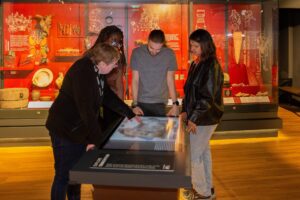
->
[[137, 102, 166, 117]]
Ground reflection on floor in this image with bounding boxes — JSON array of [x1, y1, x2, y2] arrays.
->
[[0, 107, 299, 200]]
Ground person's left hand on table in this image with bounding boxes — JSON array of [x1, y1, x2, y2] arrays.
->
[[132, 106, 144, 116]]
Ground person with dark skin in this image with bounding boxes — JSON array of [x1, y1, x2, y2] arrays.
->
[[92, 25, 127, 128], [46, 43, 139, 200], [181, 29, 224, 200], [92, 25, 126, 99]]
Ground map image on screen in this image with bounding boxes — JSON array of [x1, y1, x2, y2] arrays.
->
[[103, 117, 180, 151]]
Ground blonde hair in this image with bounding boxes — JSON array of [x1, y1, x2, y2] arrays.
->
[[84, 43, 120, 65]]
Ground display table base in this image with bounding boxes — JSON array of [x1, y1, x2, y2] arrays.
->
[[93, 185, 179, 200]]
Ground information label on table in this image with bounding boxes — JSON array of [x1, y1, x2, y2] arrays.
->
[[90, 153, 175, 172]]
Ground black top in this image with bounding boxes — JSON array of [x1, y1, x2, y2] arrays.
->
[[46, 56, 135, 146], [182, 58, 224, 125]]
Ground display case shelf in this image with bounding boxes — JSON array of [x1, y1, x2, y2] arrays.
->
[[53, 56, 82, 62], [0, 66, 34, 71]]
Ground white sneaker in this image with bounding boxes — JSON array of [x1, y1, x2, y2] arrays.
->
[[181, 188, 215, 200], [192, 189, 212, 200], [181, 188, 193, 200]]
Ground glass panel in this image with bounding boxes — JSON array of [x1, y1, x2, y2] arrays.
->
[[0, 0, 278, 109], [191, 0, 278, 105]]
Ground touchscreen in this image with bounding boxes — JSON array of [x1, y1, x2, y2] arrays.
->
[[103, 116, 180, 151]]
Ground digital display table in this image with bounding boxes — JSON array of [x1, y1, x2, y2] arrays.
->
[[70, 117, 191, 200]]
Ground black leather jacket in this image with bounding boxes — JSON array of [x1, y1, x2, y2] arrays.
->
[[182, 58, 224, 125]]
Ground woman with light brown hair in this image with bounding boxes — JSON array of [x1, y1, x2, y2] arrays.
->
[[46, 42, 138, 200]]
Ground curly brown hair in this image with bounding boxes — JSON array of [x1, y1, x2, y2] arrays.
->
[[92, 25, 126, 66]]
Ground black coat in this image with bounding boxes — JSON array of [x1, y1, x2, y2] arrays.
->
[[46, 56, 135, 146], [182, 58, 224, 125]]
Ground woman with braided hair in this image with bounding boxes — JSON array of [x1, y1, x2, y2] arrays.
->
[[92, 25, 127, 127], [92, 25, 126, 99]]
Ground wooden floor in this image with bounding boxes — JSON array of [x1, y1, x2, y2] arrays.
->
[[211, 107, 300, 200], [0, 107, 299, 200]]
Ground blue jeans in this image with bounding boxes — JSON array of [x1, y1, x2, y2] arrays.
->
[[50, 133, 86, 200], [189, 124, 217, 196]]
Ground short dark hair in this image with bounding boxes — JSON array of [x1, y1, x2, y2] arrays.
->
[[148, 29, 166, 44], [189, 29, 216, 61]]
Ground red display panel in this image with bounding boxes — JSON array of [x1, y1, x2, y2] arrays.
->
[[227, 4, 262, 87], [87, 3, 126, 48], [126, 4, 189, 97], [2, 2, 85, 99], [226, 4, 271, 99], [1, 2, 275, 103], [192, 4, 226, 70]]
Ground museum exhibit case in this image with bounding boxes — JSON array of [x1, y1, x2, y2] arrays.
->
[[0, 0, 281, 144], [70, 116, 191, 200]]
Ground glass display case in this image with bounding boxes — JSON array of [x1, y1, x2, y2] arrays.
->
[[190, 0, 282, 135], [0, 0, 281, 142]]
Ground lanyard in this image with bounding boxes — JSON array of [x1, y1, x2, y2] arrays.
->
[[94, 65, 104, 97]]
